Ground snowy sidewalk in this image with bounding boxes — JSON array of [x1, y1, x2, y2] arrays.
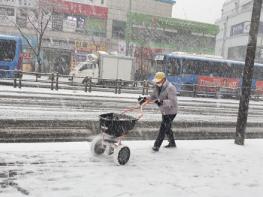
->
[[0, 139, 262, 197]]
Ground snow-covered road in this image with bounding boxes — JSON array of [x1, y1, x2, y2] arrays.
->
[[0, 140, 263, 197], [1, 86, 263, 141], [1, 86, 263, 123]]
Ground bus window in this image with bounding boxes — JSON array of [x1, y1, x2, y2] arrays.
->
[[0, 35, 22, 78], [182, 59, 197, 75], [194, 61, 210, 76], [167, 58, 180, 76], [254, 66, 263, 80], [231, 63, 243, 78], [0, 40, 16, 61]]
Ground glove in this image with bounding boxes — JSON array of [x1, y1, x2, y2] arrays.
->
[[154, 99, 163, 107], [138, 96, 147, 105]]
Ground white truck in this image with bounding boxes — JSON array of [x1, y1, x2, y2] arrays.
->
[[70, 54, 134, 85]]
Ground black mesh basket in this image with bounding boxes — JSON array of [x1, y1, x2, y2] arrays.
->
[[99, 113, 138, 137]]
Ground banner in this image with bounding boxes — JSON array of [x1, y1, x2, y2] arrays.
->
[[256, 81, 263, 94], [197, 76, 240, 93], [48, 0, 108, 19]]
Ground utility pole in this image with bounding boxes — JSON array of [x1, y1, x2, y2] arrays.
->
[[126, 0, 132, 56], [235, 0, 262, 145]]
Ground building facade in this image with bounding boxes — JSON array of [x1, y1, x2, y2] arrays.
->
[[0, 0, 217, 75], [215, 0, 263, 63]]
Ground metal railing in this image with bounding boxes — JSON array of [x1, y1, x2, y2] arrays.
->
[[0, 69, 151, 95], [0, 69, 262, 100]]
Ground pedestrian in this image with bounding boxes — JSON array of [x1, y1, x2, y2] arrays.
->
[[138, 72, 178, 152]]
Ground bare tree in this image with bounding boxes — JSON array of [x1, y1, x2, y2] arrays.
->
[[14, 0, 54, 72]]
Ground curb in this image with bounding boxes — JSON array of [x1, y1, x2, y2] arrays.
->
[[1, 119, 263, 142]]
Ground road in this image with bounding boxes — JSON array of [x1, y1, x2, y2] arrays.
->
[[1, 87, 263, 141]]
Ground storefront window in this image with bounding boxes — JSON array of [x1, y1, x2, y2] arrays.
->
[[112, 20, 126, 39]]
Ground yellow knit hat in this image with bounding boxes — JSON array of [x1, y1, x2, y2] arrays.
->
[[153, 72, 165, 83]]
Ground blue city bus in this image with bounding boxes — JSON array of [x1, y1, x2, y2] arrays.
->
[[149, 52, 263, 96], [0, 34, 23, 78]]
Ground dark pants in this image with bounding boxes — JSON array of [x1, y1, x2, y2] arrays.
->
[[154, 114, 176, 148]]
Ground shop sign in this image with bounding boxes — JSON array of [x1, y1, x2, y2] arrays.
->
[[0, 6, 15, 26], [44, 39, 73, 50], [230, 22, 245, 36], [75, 40, 107, 52], [231, 22, 263, 36], [63, 18, 76, 32], [48, 0, 108, 19], [157, 0, 176, 4]]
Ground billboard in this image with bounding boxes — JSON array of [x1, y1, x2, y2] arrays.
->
[[47, 0, 108, 19]]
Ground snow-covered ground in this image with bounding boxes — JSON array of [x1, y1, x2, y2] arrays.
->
[[0, 139, 263, 197]]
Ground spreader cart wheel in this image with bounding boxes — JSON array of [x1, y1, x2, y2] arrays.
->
[[90, 135, 106, 156], [113, 145, 130, 165]]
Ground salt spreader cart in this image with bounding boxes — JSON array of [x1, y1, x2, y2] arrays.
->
[[90, 112, 138, 165]]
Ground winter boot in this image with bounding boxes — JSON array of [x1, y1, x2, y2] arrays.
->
[[164, 143, 176, 148], [152, 146, 159, 152]]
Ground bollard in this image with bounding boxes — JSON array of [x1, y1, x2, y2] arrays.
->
[[142, 80, 146, 95], [193, 84, 197, 97], [88, 77, 92, 92], [84, 77, 88, 92], [216, 86, 220, 98], [55, 72, 59, 90], [18, 71, 22, 89], [50, 73, 54, 90], [115, 79, 118, 94], [71, 76, 74, 86], [35, 74, 38, 82], [145, 80, 148, 95], [118, 79, 122, 94], [13, 78, 17, 88]]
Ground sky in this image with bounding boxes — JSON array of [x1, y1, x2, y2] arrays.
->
[[173, 0, 227, 24]]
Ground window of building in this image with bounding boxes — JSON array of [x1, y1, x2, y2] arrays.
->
[[85, 17, 107, 37], [228, 46, 246, 61], [112, 20, 126, 39]]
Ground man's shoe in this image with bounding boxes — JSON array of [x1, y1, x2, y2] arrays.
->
[[164, 143, 176, 148], [152, 146, 159, 152]]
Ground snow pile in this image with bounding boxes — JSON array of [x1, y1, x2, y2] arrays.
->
[[0, 139, 262, 197]]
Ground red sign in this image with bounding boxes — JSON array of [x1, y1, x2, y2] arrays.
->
[[197, 76, 240, 92], [45, 0, 108, 19], [256, 81, 263, 94]]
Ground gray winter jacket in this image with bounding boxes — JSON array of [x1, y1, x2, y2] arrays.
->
[[148, 80, 178, 115]]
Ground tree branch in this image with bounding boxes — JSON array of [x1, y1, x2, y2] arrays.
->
[[27, 15, 41, 34]]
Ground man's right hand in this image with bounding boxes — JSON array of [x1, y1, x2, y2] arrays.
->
[[138, 96, 147, 105]]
